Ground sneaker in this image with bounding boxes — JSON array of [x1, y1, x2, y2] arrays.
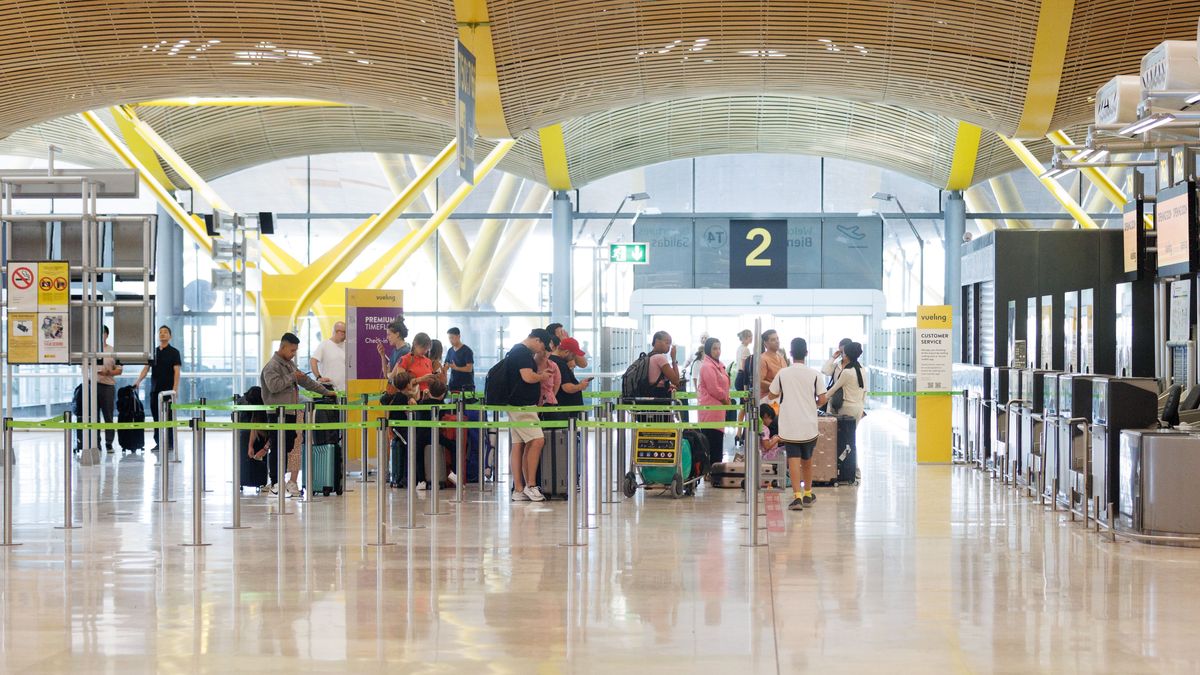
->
[[802, 493, 816, 507], [511, 489, 530, 502], [106, 446, 115, 454], [260, 485, 272, 495], [447, 472, 457, 486], [417, 481, 428, 491], [788, 497, 804, 511], [286, 481, 301, 497], [523, 485, 546, 502], [270, 483, 280, 495]]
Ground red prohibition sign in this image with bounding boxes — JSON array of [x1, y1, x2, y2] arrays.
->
[[11, 267, 33, 290]]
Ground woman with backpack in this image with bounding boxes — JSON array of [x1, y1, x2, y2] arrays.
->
[[825, 341, 866, 420]]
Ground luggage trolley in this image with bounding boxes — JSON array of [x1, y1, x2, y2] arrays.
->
[[620, 398, 703, 499]]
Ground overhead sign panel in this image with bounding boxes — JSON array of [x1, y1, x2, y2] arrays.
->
[[455, 39, 477, 184], [1156, 181, 1197, 277], [609, 242, 649, 264]]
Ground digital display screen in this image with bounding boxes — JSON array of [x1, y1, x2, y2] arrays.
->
[[1156, 182, 1195, 276]]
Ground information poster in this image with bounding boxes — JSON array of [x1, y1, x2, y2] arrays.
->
[[6, 261, 70, 364], [916, 305, 953, 392], [633, 429, 679, 466], [1122, 200, 1143, 274], [916, 305, 953, 464], [345, 289, 404, 461]]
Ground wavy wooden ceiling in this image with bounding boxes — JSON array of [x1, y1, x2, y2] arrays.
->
[[0, 0, 1196, 187]]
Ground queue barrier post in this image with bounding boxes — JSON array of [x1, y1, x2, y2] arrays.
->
[[55, 411, 78, 530], [401, 412, 424, 530], [581, 409, 597, 530], [156, 395, 174, 504], [358, 394, 370, 484], [182, 417, 210, 547], [603, 399, 618, 507], [301, 401, 317, 503], [199, 398, 211, 493], [167, 392, 182, 464], [561, 415, 584, 547], [369, 417, 395, 546], [274, 405, 292, 516], [426, 405, 445, 516], [339, 395, 354, 493], [450, 398, 465, 504], [224, 411, 249, 530], [2, 418, 19, 547], [743, 317, 766, 549]]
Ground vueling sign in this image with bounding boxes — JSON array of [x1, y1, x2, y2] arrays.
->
[[917, 305, 952, 329]]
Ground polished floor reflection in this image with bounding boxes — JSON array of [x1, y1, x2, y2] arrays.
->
[[2, 412, 1199, 672]]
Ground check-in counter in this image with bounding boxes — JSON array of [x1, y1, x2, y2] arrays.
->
[[1042, 373, 1062, 501], [1019, 370, 1058, 490], [1090, 377, 1158, 525], [1117, 430, 1200, 542], [989, 367, 1023, 474], [1057, 374, 1095, 509]]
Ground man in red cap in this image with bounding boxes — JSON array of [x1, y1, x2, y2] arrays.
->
[[548, 335, 593, 413]]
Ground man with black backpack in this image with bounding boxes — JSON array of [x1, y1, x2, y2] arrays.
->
[[491, 329, 554, 502]]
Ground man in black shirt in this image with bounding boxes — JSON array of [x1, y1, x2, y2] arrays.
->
[[444, 327, 475, 392], [507, 329, 552, 502], [135, 325, 182, 452]]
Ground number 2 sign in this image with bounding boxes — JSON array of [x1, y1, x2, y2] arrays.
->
[[730, 220, 787, 288]]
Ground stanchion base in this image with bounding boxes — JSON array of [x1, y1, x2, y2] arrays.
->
[[154, 499, 176, 504], [397, 525, 426, 530], [740, 542, 768, 548], [0, 543, 23, 547], [53, 525, 79, 530], [558, 542, 586, 547], [367, 541, 397, 547], [423, 510, 450, 517], [180, 542, 211, 547], [222, 525, 251, 530], [268, 510, 294, 516]]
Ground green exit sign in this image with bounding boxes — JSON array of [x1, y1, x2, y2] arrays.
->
[[609, 242, 649, 264]]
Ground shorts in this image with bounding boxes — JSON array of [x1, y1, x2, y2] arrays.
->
[[784, 439, 817, 460], [509, 410, 544, 443]]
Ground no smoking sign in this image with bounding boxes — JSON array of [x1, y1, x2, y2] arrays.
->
[[10, 266, 33, 290]]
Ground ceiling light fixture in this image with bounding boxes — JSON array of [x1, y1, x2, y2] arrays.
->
[[1039, 166, 1072, 180], [1117, 113, 1177, 136], [1084, 149, 1110, 164]]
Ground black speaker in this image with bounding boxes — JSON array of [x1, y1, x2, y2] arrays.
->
[[258, 212, 275, 235], [203, 213, 218, 237]]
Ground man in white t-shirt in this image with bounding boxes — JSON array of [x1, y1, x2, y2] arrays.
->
[[310, 321, 347, 393], [768, 337, 827, 512]]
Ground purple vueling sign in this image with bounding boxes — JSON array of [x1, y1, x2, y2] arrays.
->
[[345, 289, 403, 382]]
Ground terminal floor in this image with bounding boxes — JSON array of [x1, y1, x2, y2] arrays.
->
[[1, 414, 1199, 673]]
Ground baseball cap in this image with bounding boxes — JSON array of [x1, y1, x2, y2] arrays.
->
[[560, 337, 585, 357]]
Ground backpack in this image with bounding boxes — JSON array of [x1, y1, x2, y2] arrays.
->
[[484, 357, 512, 405], [621, 352, 654, 398]]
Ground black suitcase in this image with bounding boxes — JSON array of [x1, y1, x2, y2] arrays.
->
[[235, 404, 270, 490], [116, 385, 145, 451], [72, 384, 83, 449], [536, 427, 574, 499], [836, 415, 859, 485]]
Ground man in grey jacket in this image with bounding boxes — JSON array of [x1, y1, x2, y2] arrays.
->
[[260, 332, 334, 496]]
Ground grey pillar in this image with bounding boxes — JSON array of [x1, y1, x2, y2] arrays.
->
[[551, 191, 574, 333], [155, 205, 185, 332], [945, 191, 966, 358]]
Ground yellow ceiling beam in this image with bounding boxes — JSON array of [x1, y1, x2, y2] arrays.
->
[[945, 122, 982, 190], [109, 109, 175, 188], [135, 97, 346, 108], [1045, 130, 1128, 208], [454, 0, 512, 140], [362, 139, 517, 293], [1013, 0, 1076, 139], [999, 134, 1099, 229], [287, 140, 458, 328], [538, 124, 572, 190], [80, 111, 213, 254]]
